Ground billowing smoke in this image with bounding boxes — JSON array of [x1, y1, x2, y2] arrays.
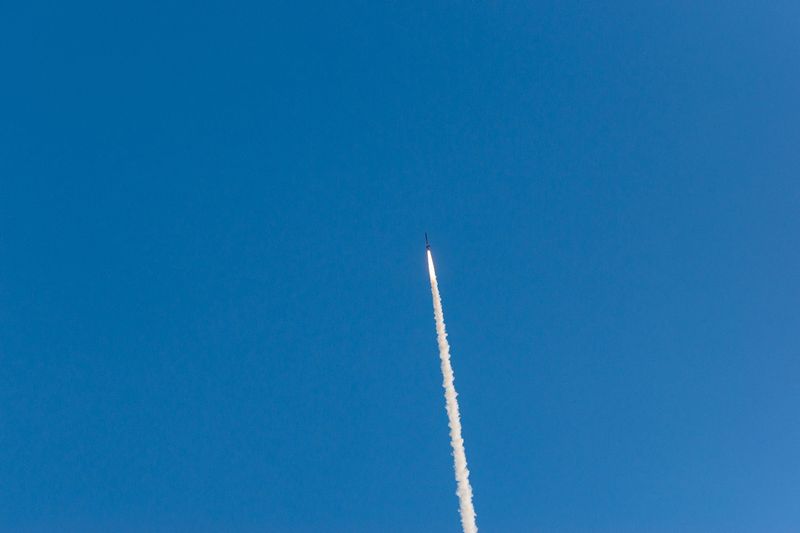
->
[[427, 249, 478, 533]]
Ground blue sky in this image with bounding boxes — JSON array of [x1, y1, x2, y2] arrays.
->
[[2, 2, 799, 531]]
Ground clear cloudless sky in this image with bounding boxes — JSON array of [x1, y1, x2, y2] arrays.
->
[[2, 2, 799, 532]]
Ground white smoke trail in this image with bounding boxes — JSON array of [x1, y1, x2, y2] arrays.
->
[[427, 249, 478, 533]]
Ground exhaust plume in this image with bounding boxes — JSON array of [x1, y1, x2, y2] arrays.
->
[[427, 249, 478, 533]]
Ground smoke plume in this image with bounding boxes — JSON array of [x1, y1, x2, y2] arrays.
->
[[427, 249, 478, 533]]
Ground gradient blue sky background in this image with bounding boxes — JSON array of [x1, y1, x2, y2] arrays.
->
[[2, 2, 799, 532]]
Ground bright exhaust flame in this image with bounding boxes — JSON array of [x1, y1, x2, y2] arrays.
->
[[427, 249, 478, 533]]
